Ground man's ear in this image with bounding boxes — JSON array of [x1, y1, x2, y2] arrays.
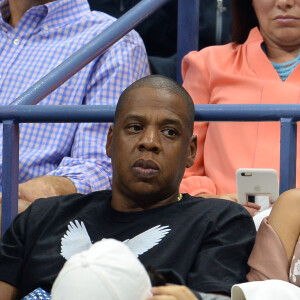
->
[[186, 135, 197, 168], [106, 125, 114, 158]]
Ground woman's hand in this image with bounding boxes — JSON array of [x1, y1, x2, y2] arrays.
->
[[243, 202, 261, 216]]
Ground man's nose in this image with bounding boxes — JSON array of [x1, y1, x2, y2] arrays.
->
[[137, 127, 161, 153]]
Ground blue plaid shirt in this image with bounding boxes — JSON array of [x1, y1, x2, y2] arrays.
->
[[0, 0, 149, 193]]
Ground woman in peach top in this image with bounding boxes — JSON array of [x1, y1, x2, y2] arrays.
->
[[180, 0, 300, 215]]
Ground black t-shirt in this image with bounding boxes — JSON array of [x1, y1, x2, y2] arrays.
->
[[0, 191, 255, 298]]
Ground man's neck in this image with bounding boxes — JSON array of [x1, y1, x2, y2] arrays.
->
[[8, 0, 54, 27], [111, 190, 181, 213]]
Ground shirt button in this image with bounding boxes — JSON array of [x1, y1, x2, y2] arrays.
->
[[13, 39, 20, 46], [43, 25, 48, 31]]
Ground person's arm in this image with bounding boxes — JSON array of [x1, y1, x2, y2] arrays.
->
[[18, 175, 76, 203], [0, 176, 77, 219], [267, 189, 300, 263], [179, 50, 217, 196], [0, 282, 18, 300], [46, 31, 150, 195]]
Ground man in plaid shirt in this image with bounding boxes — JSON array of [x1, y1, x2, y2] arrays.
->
[[0, 0, 149, 214]]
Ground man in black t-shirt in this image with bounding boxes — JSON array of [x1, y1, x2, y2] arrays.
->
[[0, 75, 256, 299]]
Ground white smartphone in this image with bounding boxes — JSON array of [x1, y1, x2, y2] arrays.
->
[[236, 168, 279, 208]]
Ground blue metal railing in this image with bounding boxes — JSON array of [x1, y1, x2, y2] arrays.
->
[[1, 104, 298, 234]]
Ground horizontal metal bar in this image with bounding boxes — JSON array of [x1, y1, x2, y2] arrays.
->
[[12, 0, 171, 106], [0, 105, 116, 123], [1, 104, 300, 123], [194, 104, 300, 121]]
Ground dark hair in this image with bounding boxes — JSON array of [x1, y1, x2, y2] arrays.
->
[[146, 266, 167, 286], [115, 75, 195, 135], [231, 0, 259, 44]]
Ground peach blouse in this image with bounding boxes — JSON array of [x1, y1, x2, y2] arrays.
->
[[180, 27, 300, 196]]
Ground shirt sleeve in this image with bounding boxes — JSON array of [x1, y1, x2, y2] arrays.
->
[[187, 203, 256, 295], [180, 50, 217, 196], [47, 31, 150, 194]]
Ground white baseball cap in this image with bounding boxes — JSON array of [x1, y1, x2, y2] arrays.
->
[[51, 239, 152, 300]]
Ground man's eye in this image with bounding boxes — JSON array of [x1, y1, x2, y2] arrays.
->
[[162, 129, 177, 136], [128, 124, 142, 132]]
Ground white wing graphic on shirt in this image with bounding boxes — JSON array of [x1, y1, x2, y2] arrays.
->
[[123, 225, 171, 257], [60, 221, 170, 260], [60, 220, 93, 260]]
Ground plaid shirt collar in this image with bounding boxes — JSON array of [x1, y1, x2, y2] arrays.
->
[[0, 0, 91, 30]]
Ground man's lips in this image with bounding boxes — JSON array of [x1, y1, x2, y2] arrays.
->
[[132, 159, 160, 178]]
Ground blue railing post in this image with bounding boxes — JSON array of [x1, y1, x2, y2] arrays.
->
[[177, 0, 199, 83], [280, 118, 297, 194], [2, 120, 19, 235]]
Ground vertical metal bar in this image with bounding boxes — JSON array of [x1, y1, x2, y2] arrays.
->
[[280, 118, 297, 194], [2, 120, 19, 235], [177, 0, 199, 83]]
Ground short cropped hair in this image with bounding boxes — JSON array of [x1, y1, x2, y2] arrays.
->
[[115, 75, 195, 135], [231, 0, 259, 44]]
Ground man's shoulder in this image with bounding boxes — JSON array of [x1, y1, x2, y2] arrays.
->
[[183, 194, 253, 222], [30, 190, 111, 215], [78, 10, 144, 47], [181, 194, 256, 248], [81, 10, 116, 27]]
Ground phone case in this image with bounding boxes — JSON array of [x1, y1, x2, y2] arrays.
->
[[236, 168, 279, 206]]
